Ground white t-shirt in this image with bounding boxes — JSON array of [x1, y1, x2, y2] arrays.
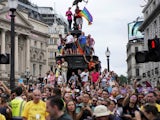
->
[[101, 72, 109, 82], [66, 35, 74, 44], [57, 75, 63, 84], [57, 38, 61, 46], [80, 72, 89, 82]]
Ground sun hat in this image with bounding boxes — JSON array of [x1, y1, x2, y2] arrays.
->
[[93, 105, 110, 117]]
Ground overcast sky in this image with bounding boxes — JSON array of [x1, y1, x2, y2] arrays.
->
[[31, 0, 146, 76]]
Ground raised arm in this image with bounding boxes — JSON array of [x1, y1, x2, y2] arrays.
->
[[0, 81, 11, 95], [83, 55, 89, 64], [122, 93, 130, 107]]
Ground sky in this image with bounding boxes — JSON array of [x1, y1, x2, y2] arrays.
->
[[31, 0, 146, 76]]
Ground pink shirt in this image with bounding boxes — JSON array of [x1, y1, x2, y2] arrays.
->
[[89, 38, 95, 47], [91, 72, 99, 83], [66, 10, 72, 20]]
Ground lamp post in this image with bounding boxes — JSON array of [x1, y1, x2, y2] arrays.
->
[[25, 67, 30, 85], [8, 0, 18, 90], [105, 47, 110, 72]]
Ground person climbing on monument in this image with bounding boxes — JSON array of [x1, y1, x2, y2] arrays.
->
[[66, 7, 73, 30], [74, 5, 83, 30]]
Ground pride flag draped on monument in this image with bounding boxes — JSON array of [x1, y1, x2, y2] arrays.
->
[[78, 7, 93, 24]]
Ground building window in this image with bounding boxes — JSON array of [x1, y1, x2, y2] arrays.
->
[[159, 16, 160, 35], [40, 56, 42, 61], [50, 52, 54, 58], [33, 64, 36, 76], [49, 38, 53, 44], [34, 13, 37, 18], [55, 52, 57, 57], [146, 28, 149, 39], [154, 20, 157, 35], [153, 1, 156, 7], [145, 11, 148, 17], [50, 66, 53, 71], [39, 65, 42, 75], [135, 47, 138, 53], [33, 54, 36, 59], [136, 69, 139, 76], [34, 41, 37, 47], [152, 69, 154, 76], [155, 67, 159, 74], [147, 71, 151, 77], [41, 43, 43, 49], [143, 73, 146, 78], [54, 39, 57, 45]]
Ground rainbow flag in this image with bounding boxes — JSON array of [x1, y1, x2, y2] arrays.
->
[[79, 7, 93, 24]]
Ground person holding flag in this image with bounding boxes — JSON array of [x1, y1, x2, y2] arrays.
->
[[74, 5, 83, 30]]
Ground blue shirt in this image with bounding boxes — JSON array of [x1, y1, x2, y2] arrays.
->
[[79, 35, 86, 44]]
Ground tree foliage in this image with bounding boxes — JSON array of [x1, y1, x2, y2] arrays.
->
[[118, 75, 127, 85]]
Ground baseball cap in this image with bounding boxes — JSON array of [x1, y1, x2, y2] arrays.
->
[[116, 94, 124, 101], [93, 105, 110, 117]]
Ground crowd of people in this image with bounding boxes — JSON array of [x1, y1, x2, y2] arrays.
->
[[0, 60, 160, 120], [57, 31, 95, 56], [64, 5, 95, 57], [0, 4, 160, 120]]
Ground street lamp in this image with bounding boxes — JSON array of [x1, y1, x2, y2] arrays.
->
[[8, 0, 18, 90], [25, 67, 30, 85], [105, 47, 110, 72]]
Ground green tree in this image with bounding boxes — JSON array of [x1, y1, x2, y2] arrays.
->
[[118, 75, 127, 85]]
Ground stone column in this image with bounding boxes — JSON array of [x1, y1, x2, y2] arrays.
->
[[26, 36, 30, 70], [1, 29, 6, 75], [15, 33, 19, 75]]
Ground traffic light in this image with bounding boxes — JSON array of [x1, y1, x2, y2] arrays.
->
[[135, 38, 160, 63], [148, 39, 159, 50], [148, 38, 160, 62], [0, 54, 10, 64], [135, 51, 149, 63]]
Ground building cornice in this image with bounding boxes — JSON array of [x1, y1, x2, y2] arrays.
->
[[142, 0, 153, 13], [139, 2, 160, 31], [31, 30, 50, 38], [0, 18, 31, 35]]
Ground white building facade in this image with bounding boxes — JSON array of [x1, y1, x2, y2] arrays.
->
[[138, 0, 160, 86], [0, 0, 67, 84], [0, 1, 50, 83], [126, 39, 144, 84]]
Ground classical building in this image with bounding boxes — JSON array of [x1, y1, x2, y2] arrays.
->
[[17, 0, 68, 73], [138, 0, 160, 86], [0, 0, 67, 84], [126, 39, 144, 84], [126, 17, 145, 84]]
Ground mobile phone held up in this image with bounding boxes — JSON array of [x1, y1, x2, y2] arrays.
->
[[18, 78, 23, 84]]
